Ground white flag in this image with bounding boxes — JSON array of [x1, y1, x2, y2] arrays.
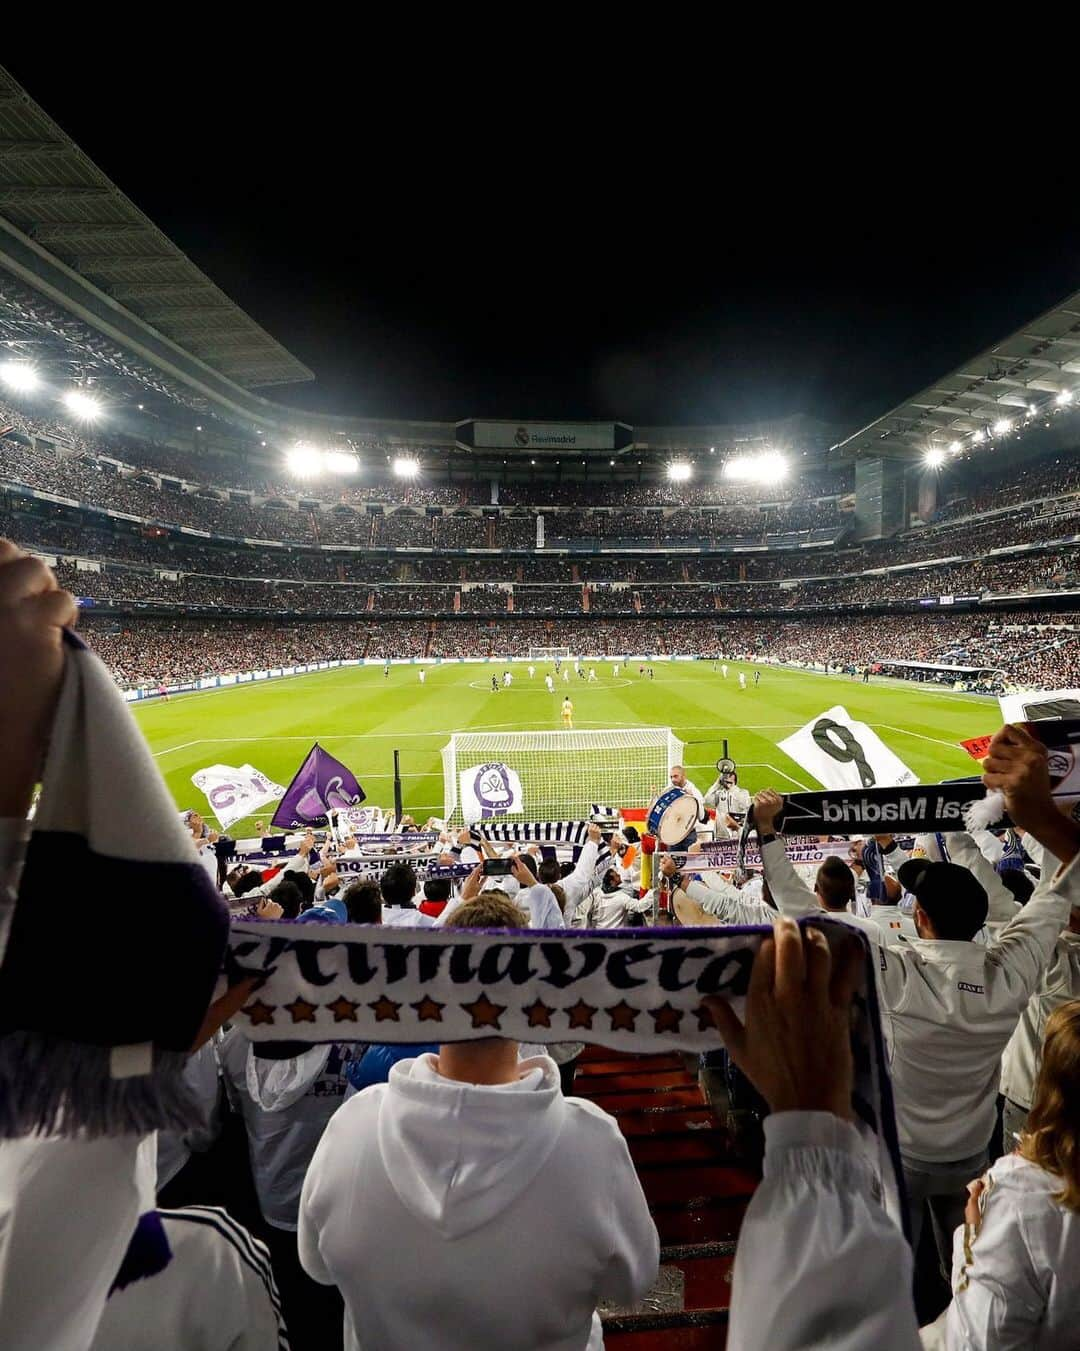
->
[[778, 706, 918, 790], [460, 762, 524, 822], [191, 763, 287, 831], [999, 688, 1080, 723]]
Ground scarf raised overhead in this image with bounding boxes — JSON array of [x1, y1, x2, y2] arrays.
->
[[0, 632, 230, 1138]]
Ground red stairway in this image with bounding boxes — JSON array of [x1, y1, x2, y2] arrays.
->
[[573, 1048, 759, 1349]]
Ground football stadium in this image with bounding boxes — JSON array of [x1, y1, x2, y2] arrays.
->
[[1, 58, 1079, 1351]]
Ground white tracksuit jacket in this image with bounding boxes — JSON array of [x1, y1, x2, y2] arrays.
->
[[922, 1152, 1080, 1350], [762, 836, 1078, 1163]]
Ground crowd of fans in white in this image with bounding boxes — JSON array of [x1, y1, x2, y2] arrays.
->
[[2, 542, 1080, 1351]]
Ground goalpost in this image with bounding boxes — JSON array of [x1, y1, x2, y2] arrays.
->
[[442, 726, 685, 823]]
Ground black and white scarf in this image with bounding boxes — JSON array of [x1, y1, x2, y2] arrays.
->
[[0, 632, 230, 1138]]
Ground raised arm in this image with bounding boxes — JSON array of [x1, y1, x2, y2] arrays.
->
[[704, 918, 920, 1351], [754, 790, 818, 919]]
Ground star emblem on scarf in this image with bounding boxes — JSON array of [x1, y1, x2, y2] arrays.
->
[[692, 1004, 715, 1032], [566, 998, 597, 1030], [649, 1001, 683, 1034], [461, 992, 506, 1029], [524, 998, 554, 1028], [326, 994, 359, 1022], [369, 995, 402, 1023], [284, 996, 318, 1024], [410, 995, 445, 1023], [605, 1000, 640, 1032], [243, 999, 276, 1027]]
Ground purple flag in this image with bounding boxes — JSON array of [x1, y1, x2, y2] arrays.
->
[[271, 742, 366, 829]]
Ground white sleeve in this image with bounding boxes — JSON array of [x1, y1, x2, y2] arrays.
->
[[703, 777, 723, 809], [948, 833, 1019, 927], [983, 850, 1077, 1005], [728, 1112, 920, 1351], [562, 840, 600, 908], [682, 878, 771, 926], [594, 1127, 660, 1306], [941, 1188, 1047, 1349], [760, 837, 818, 918]]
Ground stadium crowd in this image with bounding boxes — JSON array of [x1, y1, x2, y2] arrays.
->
[[76, 610, 1080, 690], [4, 542, 1080, 1351]]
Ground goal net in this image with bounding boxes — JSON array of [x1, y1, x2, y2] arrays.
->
[[442, 726, 685, 823], [528, 647, 571, 661]]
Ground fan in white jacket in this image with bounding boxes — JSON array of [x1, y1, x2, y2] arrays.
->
[[89, 1206, 288, 1351], [219, 1031, 358, 1231], [996, 834, 1080, 1143], [919, 1151, 1080, 1351], [573, 869, 654, 927]]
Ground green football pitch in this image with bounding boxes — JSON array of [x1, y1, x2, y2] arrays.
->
[[134, 660, 1002, 834]]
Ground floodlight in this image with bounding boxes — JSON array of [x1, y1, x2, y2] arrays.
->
[[0, 362, 40, 394], [1056, 390, 1074, 406], [992, 418, 1011, 436], [63, 389, 102, 421], [392, 456, 420, 479], [723, 450, 788, 482], [972, 429, 986, 444], [286, 444, 323, 477], [324, 450, 359, 474], [667, 461, 693, 482], [924, 448, 945, 468]]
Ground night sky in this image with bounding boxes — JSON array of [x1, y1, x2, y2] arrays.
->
[[6, 47, 1078, 432]]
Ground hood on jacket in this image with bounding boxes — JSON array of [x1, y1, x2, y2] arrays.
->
[[246, 1043, 332, 1112], [377, 1053, 566, 1239]]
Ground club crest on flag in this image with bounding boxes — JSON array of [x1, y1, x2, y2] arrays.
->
[[272, 743, 366, 829], [191, 763, 287, 831], [460, 762, 524, 821]]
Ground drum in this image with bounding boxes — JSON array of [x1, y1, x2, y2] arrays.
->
[[646, 788, 700, 845]]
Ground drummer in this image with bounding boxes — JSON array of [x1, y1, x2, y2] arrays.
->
[[667, 765, 707, 849]]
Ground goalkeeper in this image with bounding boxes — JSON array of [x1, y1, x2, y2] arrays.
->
[[561, 695, 574, 729]]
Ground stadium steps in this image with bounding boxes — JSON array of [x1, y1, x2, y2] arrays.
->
[[574, 1046, 757, 1349]]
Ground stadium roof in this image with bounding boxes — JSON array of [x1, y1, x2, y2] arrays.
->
[[0, 65, 313, 391], [834, 286, 1080, 460]]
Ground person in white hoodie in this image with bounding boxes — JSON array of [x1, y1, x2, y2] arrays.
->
[[298, 892, 659, 1351]]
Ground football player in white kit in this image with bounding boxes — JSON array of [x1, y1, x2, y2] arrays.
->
[[418, 668, 426, 684], [545, 673, 555, 694], [613, 663, 620, 677], [528, 665, 535, 678], [588, 668, 597, 682], [562, 668, 570, 683], [503, 670, 512, 687], [738, 671, 746, 690], [721, 664, 729, 678]]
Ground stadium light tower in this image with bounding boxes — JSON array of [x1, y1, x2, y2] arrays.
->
[[667, 461, 692, 482], [286, 443, 323, 477], [924, 448, 945, 468], [992, 417, 1011, 436], [392, 456, 420, 479], [1056, 390, 1074, 406], [63, 389, 103, 422], [324, 449, 359, 474], [0, 361, 41, 394]]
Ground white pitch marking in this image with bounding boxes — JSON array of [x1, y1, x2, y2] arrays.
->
[[746, 761, 813, 791], [151, 740, 202, 757], [874, 723, 967, 752]]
